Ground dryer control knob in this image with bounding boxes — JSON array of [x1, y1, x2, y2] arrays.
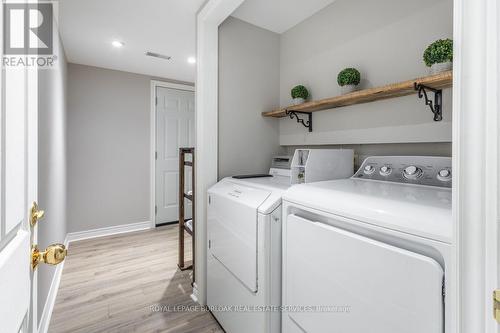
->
[[437, 169, 451, 182], [379, 166, 392, 176], [364, 165, 375, 175], [403, 166, 422, 179]]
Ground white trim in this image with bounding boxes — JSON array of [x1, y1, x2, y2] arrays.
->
[[453, 0, 500, 331], [450, 0, 462, 330], [190, 282, 199, 303], [37, 235, 69, 333], [195, 0, 245, 306], [66, 221, 151, 243], [38, 220, 152, 333], [150, 80, 195, 92], [484, 3, 499, 333], [150, 80, 195, 229]]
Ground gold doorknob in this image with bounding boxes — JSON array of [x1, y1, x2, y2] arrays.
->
[[32, 243, 67, 269], [30, 202, 45, 227]]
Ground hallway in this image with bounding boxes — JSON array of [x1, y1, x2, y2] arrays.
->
[[49, 226, 222, 333]]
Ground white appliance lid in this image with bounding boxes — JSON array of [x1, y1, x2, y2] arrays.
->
[[283, 178, 452, 243], [224, 175, 291, 214], [285, 214, 444, 333]]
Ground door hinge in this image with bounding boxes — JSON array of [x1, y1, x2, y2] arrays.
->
[[494, 290, 500, 323], [155, 151, 158, 160], [155, 96, 158, 105], [208, 195, 211, 205], [208, 239, 211, 249], [155, 205, 157, 215]]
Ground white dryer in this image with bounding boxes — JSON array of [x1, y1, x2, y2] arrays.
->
[[207, 150, 354, 333], [207, 171, 288, 333], [282, 156, 452, 333]]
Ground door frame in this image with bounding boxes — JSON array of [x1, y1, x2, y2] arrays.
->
[[194, 0, 245, 305], [452, 0, 500, 332], [149, 80, 195, 229], [196, 0, 500, 331]]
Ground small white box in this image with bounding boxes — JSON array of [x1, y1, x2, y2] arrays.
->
[[291, 149, 354, 184]]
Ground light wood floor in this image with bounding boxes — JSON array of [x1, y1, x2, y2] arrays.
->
[[49, 225, 223, 333]]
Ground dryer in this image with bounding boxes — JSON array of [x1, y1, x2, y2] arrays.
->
[[207, 172, 288, 333], [281, 156, 452, 333], [207, 149, 353, 333]]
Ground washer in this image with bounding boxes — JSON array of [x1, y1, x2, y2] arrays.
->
[[281, 156, 452, 333]]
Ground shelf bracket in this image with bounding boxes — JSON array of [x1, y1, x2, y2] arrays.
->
[[285, 110, 312, 132], [414, 83, 443, 121]]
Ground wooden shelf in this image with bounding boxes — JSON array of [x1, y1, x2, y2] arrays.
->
[[262, 71, 452, 118]]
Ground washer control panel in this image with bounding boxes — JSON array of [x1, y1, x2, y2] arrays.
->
[[354, 156, 452, 188]]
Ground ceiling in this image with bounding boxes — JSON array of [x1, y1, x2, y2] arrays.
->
[[232, 0, 337, 34], [59, 0, 337, 81], [59, 0, 205, 82]]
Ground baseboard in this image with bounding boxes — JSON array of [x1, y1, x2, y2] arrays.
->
[[66, 221, 151, 243], [155, 220, 179, 227], [38, 235, 69, 333], [38, 221, 152, 332], [191, 282, 199, 303]]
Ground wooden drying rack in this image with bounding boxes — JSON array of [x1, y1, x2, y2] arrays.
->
[[178, 147, 195, 284]]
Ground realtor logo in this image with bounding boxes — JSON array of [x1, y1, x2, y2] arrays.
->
[[3, 3, 53, 55], [2, 2, 57, 68]]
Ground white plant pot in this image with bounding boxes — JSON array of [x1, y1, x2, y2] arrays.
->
[[341, 84, 357, 95], [292, 97, 305, 105], [430, 61, 452, 74]]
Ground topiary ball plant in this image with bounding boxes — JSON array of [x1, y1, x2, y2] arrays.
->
[[423, 38, 453, 67], [291, 85, 309, 100], [337, 68, 361, 87]]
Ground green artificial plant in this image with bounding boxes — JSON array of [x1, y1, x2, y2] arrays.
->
[[423, 39, 453, 67], [291, 85, 309, 100], [337, 68, 361, 86]]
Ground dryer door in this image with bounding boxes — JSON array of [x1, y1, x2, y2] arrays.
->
[[283, 214, 444, 333], [208, 181, 271, 292]]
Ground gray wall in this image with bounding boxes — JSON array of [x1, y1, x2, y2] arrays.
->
[[38, 34, 68, 322], [218, 17, 284, 178], [279, 0, 453, 146], [67, 64, 156, 232]]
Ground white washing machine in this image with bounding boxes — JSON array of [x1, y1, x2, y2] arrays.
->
[[207, 150, 354, 333], [282, 156, 452, 333]]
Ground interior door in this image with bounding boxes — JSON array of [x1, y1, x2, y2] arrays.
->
[[0, 5, 67, 331], [0, 8, 37, 331], [155, 86, 195, 225]]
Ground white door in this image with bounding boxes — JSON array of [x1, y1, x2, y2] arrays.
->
[[0, 9, 38, 332], [155, 86, 195, 225]]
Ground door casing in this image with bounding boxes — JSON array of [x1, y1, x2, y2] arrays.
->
[[196, 1, 500, 332]]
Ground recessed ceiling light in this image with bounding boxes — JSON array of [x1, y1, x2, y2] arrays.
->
[[112, 40, 124, 48], [187, 57, 196, 64]]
